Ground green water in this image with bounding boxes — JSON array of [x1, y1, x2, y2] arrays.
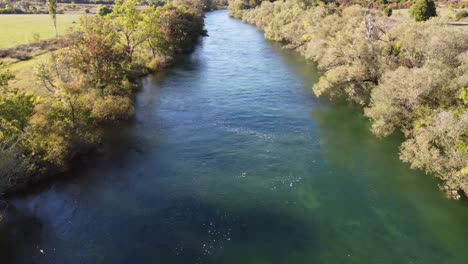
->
[[1, 11, 468, 264]]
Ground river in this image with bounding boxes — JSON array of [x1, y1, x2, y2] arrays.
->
[[1, 10, 468, 264]]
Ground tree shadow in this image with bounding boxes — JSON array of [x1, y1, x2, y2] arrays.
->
[[114, 196, 321, 264], [0, 206, 44, 263]]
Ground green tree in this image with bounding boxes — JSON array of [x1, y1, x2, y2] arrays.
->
[[143, 6, 168, 58], [157, 4, 207, 54], [0, 66, 36, 191], [0, 67, 13, 89], [97, 5, 112, 16], [47, 0, 58, 37], [111, 0, 147, 60], [383, 6, 392, 17], [409, 0, 436, 22]]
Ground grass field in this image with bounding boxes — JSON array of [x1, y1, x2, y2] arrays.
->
[[7, 53, 49, 94], [0, 14, 81, 49], [391, 8, 468, 24]]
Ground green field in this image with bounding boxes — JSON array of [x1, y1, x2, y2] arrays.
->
[[0, 14, 81, 49], [391, 8, 468, 24], [7, 53, 49, 94]]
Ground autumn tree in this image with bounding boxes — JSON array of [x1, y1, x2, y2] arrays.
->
[[157, 4, 207, 55]]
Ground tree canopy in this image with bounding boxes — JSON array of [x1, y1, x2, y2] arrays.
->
[[409, 0, 437, 21]]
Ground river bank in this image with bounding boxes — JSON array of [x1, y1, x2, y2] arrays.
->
[[0, 1, 207, 199]]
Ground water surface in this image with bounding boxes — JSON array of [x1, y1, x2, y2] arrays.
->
[[2, 11, 468, 264]]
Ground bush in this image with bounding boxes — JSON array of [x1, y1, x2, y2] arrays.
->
[[409, 0, 437, 21], [383, 6, 392, 16], [32, 33, 41, 42], [97, 5, 112, 16], [28, 5, 37, 13], [455, 9, 468, 21]]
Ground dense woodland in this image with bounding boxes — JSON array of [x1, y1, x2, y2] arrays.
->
[[229, 0, 468, 199], [0, 0, 206, 195]]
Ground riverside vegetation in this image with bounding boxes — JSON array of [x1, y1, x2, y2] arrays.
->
[[0, 0, 206, 196], [229, 0, 468, 199]]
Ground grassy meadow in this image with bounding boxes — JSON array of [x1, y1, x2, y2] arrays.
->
[[391, 8, 468, 23], [0, 14, 81, 49], [6, 53, 49, 93], [0, 14, 82, 94]]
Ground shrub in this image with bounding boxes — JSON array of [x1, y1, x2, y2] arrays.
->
[[97, 5, 112, 16], [409, 0, 437, 21], [28, 5, 37, 13], [383, 6, 392, 16], [32, 33, 41, 42], [455, 9, 468, 21]]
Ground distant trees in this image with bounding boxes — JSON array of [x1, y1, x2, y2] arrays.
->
[[409, 0, 437, 21], [233, 0, 468, 199], [229, 0, 441, 19]]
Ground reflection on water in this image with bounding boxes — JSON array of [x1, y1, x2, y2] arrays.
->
[[1, 10, 468, 264]]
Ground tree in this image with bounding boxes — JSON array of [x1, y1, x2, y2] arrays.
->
[[364, 66, 448, 137], [69, 16, 131, 95], [0, 66, 35, 191], [0, 67, 13, 89], [157, 4, 207, 54], [111, 0, 147, 60], [383, 6, 392, 17], [47, 0, 58, 37], [33, 52, 99, 168], [400, 111, 468, 200], [97, 5, 112, 16], [143, 6, 168, 58], [228, 0, 248, 18], [409, 0, 436, 22]]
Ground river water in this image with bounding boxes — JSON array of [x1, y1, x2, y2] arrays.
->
[[2, 10, 468, 264]]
